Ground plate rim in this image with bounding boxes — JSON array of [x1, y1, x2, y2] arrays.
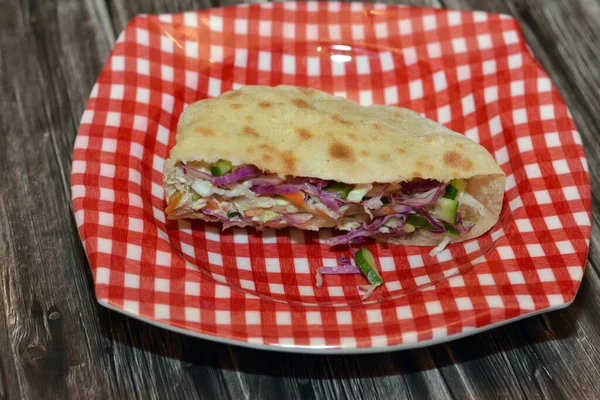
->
[[98, 296, 575, 354]]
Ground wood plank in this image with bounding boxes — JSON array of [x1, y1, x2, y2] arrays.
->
[[0, 31, 111, 399], [0, 1, 205, 398]]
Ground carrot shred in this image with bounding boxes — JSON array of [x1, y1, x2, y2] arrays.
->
[[279, 192, 305, 208], [165, 192, 184, 214], [383, 206, 395, 215], [265, 221, 286, 227], [244, 210, 262, 217], [206, 201, 219, 210]]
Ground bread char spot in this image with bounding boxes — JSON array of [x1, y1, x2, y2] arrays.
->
[[395, 147, 406, 154], [195, 127, 214, 136], [296, 128, 312, 139], [416, 161, 434, 172], [258, 101, 273, 108], [230, 103, 243, 109], [259, 143, 276, 152], [329, 142, 354, 161], [292, 98, 312, 109], [245, 115, 254, 122], [227, 91, 242, 98], [444, 151, 474, 170], [243, 126, 260, 137], [263, 154, 273, 161], [348, 133, 358, 140], [424, 136, 435, 143], [380, 153, 391, 161], [280, 150, 297, 172], [372, 123, 383, 132], [246, 147, 255, 154], [331, 114, 353, 125], [360, 150, 370, 156]]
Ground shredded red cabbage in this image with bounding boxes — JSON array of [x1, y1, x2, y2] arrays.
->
[[449, 213, 475, 234], [185, 165, 214, 181], [389, 205, 412, 214], [413, 207, 446, 234], [315, 254, 361, 288], [202, 208, 230, 221], [328, 227, 376, 246], [318, 265, 362, 275], [357, 284, 380, 300], [180, 162, 471, 243], [304, 183, 342, 212], [250, 175, 285, 186], [363, 214, 406, 231], [329, 213, 411, 245], [212, 165, 262, 185], [393, 184, 447, 207], [362, 197, 384, 210], [251, 184, 304, 195], [315, 265, 361, 288], [338, 254, 353, 266]]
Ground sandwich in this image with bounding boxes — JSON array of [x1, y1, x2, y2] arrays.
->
[[163, 85, 505, 248]]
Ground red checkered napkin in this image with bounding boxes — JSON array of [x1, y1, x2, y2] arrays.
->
[[71, 2, 591, 352]]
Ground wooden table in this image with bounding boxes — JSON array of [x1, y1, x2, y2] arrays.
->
[[1, 0, 599, 398]]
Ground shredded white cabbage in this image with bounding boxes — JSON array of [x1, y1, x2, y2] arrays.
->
[[459, 192, 486, 216], [232, 201, 245, 217], [337, 219, 361, 230], [191, 180, 213, 196], [191, 198, 207, 210], [235, 197, 276, 209], [313, 202, 340, 219], [429, 236, 451, 257], [347, 184, 373, 203], [384, 217, 402, 228]]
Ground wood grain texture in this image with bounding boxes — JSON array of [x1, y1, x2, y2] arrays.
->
[[0, 0, 599, 399]]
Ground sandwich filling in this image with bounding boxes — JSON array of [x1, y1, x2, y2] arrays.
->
[[164, 160, 485, 244]]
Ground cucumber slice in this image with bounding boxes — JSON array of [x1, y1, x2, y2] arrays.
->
[[192, 192, 201, 202], [444, 179, 467, 200], [354, 248, 384, 285], [444, 225, 460, 236], [432, 198, 459, 224], [406, 214, 435, 229], [444, 185, 458, 200], [210, 160, 233, 177], [227, 211, 241, 219], [402, 223, 416, 233], [324, 182, 353, 198], [451, 179, 467, 193]]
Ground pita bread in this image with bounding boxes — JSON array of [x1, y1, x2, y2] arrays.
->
[[164, 85, 505, 245]]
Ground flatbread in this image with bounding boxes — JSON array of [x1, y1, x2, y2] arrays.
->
[[165, 85, 505, 245], [170, 85, 503, 183]]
